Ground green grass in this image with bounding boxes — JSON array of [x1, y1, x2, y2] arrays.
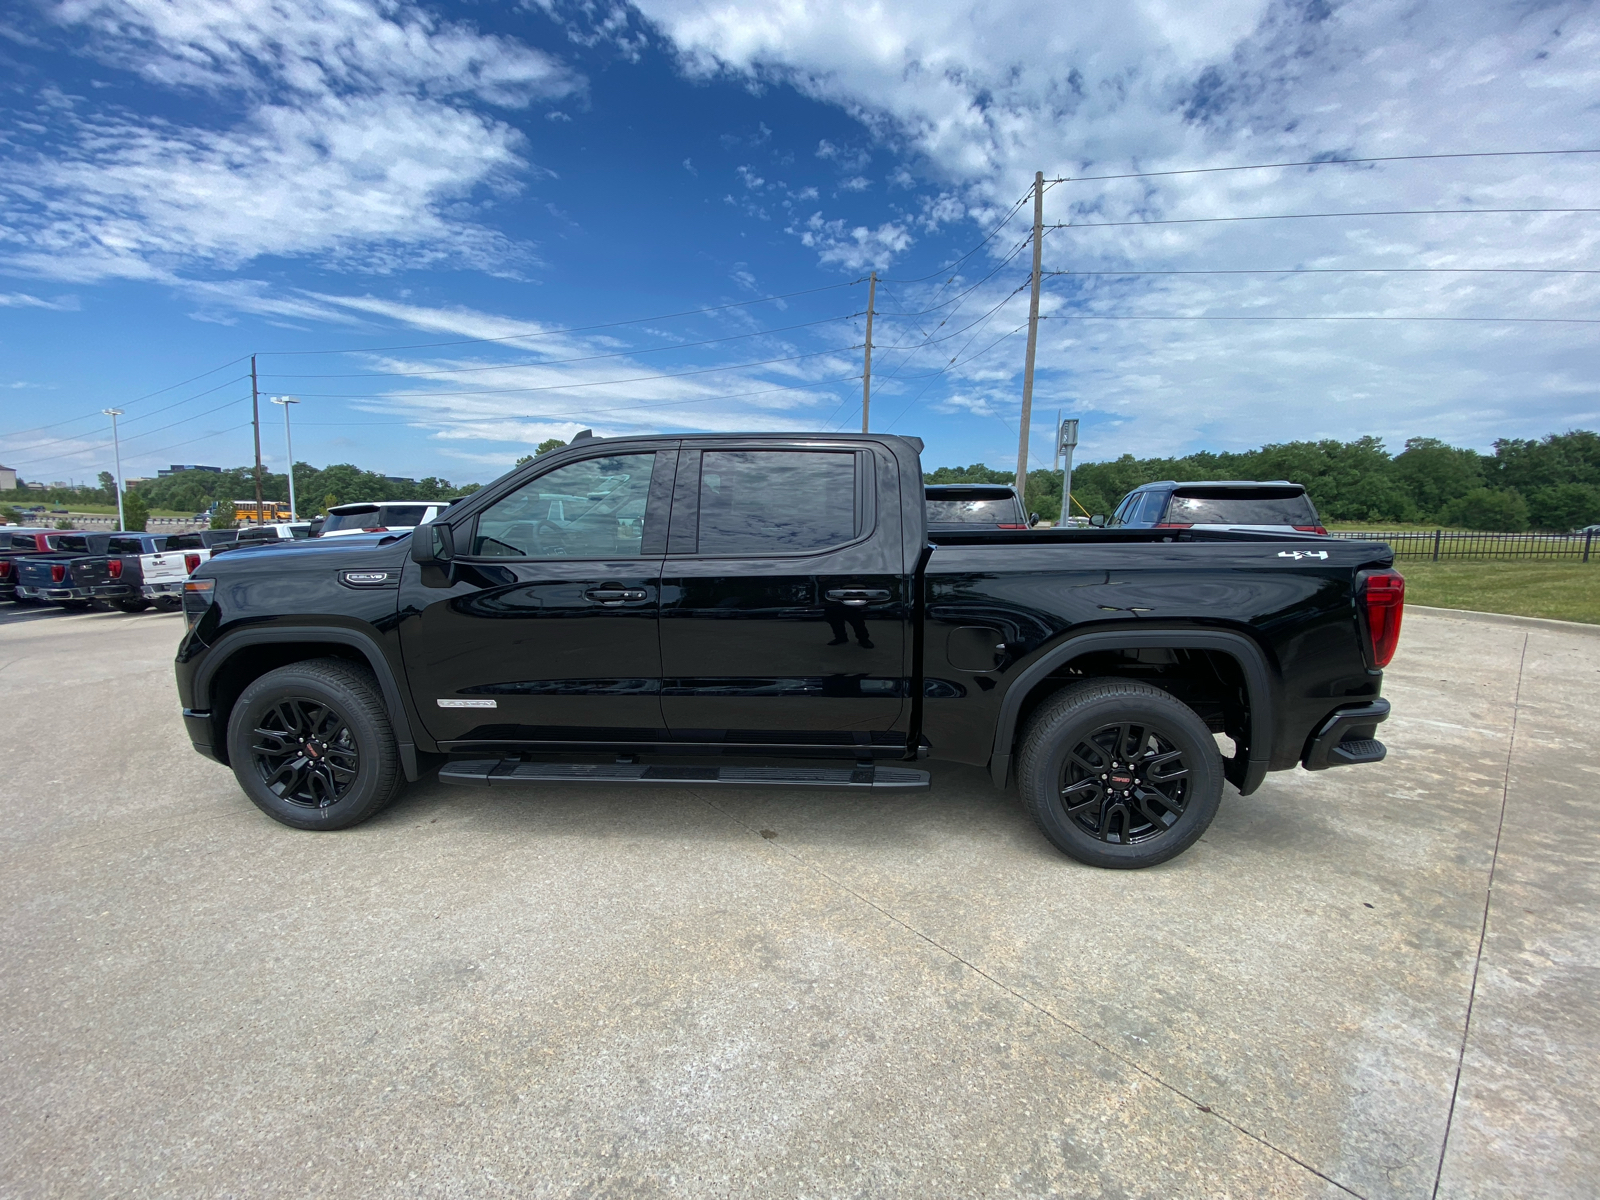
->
[[17, 504, 196, 518], [1327, 521, 1470, 532], [1401, 561, 1600, 625]]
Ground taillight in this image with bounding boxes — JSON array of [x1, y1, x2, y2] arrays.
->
[[0, 561, 10, 579], [108, 559, 123, 578], [996, 523, 1028, 530], [184, 553, 201, 573], [1362, 570, 1405, 668], [1294, 524, 1329, 536], [362, 526, 389, 533], [1154, 522, 1193, 529], [50, 564, 65, 583]]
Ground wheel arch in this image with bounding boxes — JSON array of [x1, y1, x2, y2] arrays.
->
[[194, 627, 424, 780], [989, 628, 1276, 795]]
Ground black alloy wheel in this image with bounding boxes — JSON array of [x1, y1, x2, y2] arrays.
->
[[1060, 721, 1191, 845], [250, 697, 361, 809], [1017, 679, 1223, 869], [225, 658, 405, 830]]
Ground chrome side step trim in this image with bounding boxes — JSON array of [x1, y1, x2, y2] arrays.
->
[[438, 760, 931, 790]]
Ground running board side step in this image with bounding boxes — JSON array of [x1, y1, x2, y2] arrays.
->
[[438, 760, 931, 790]]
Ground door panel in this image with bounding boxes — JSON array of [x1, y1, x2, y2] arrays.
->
[[658, 445, 910, 740], [400, 450, 673, 745]]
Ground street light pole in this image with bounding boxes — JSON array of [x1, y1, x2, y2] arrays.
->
[[270, 396, 300, 519], [102, 408, 125, 530]]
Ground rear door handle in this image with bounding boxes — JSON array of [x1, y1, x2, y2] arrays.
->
[[585, 587, 649, 605], [826, 588, 892, 607]]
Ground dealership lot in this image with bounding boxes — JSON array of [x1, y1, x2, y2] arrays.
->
[[1, 608, 1594, 1198]]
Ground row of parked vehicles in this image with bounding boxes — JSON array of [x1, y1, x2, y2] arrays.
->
[[0, 501, 449, 612]]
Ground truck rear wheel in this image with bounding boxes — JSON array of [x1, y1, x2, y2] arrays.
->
[[1016, 680, 1223, 869], [225, 658, 405, 830]]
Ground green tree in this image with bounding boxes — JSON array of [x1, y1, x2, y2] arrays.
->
[[1527, 483, 1600, 531], [120, 489, 149, 531], [97, 471, 117, 503], [1443, 488, 1530, 532], [322, 492, 340, 514], [1392, 437, 1484, 519], [210, 509, 237, 530]]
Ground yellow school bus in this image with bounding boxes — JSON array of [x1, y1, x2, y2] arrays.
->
[[234, 500, 294, 523]]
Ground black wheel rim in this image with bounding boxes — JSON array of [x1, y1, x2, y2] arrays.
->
[[1059, 720, 1191, 845], [250, 697, 360, 808]]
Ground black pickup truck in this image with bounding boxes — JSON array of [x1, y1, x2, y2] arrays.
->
[[175, 433, 1403, 868]]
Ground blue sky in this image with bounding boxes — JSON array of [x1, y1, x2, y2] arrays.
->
[[2, 0, 1598, 486]]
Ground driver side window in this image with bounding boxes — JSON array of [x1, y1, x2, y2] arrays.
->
[[473, 453, 656, 558]]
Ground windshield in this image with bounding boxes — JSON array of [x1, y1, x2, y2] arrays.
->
[[926, 490, 1024, 525], [1164, 488, 1319, 525], [320, 506, 426, 533]]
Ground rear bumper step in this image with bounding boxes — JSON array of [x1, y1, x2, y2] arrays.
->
[[439, 759, 931, 790]]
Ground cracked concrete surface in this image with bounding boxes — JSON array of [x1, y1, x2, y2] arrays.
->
[[0, 605, 1593, 1198]]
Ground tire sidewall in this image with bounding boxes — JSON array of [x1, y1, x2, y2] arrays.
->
[[226, 666, 394, 830], [1022, 688, 1223, 868]]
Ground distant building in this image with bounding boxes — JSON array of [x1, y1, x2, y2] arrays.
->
[[0, 465, 15, 491], [158, 464, 223, 477], [24, 481, 46, 491], [383, 475, 417, 486]]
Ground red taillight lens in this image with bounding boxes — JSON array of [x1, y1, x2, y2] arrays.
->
[[50, 564, 65, 583], [0, 561, 10, 579], [1363, 570, 1405, 668], [108, 559, 123, 578], [1154, 522, 1193, 529], [361, 526, 389, 533], [184, 553, 201, 573], [996, 523, 1028, 530], [1294, 524, 1329, 535]]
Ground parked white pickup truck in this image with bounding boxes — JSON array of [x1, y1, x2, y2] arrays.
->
[[102, 532, 216, 610]]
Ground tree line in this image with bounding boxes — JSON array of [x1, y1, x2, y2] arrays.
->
[[926, 431, 1600, 531]]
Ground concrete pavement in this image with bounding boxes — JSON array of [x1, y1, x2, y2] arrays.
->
[[0, 606, 1593, 1198]]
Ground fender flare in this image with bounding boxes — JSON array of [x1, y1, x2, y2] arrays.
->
[[193, 626, 424, 781], [988, 628, 1276, 794]]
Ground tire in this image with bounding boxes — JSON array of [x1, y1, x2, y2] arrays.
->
[[225, 658, 406, 830], [116, 599, 152, 613], [1016, 679, 1224, 869], [59, 600, 92, 611], [154, 595, 181, 612]]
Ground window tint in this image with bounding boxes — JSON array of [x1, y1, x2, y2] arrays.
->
[[474, 453, 655, 558], [59, 536, 89, 553], [9, 535, 37, 549], [318, 509, 381, 534], [380, 505, 428, 527], [1109, 494, 1139, 527], [171, 533, 204, 549], [109, 537, 148, 554], [926, 497, 1024, 525], [1136, 491, 1169, 524], [698, 450, 857, 555], [1166, 488, 1318, 525]]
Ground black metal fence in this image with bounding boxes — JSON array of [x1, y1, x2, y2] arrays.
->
[[1329, 529, 1596, 562]]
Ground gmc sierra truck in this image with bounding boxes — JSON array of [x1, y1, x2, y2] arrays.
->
[[175, 433, 1403, 868]]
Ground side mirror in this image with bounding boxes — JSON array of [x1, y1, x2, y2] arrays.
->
[[1028, 512, 1041, 527], [1089, 514, 1107, 528], [410, 522, 455, 565]]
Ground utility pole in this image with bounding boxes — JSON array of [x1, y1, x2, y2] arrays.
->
[[102, 408, 125, 530], [250, 354, 264, 523], [1015, 171, 1044, 509], [1059, 418, 1079, 524], [271, 396, 300, 519], [861, 271, 877, 432]]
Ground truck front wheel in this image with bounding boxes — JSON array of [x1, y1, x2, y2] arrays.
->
[[1017, 680, 1223, 868], [225, 658, 406, 830]]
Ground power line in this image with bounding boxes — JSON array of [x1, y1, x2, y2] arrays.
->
[[280, 345, 862, 401], [0, 375, 250, 456], [258, 313, 864, 380], [1044, 267, 1600, 276], [257, 281, 866, 358], [297, 373, 866, 429], [8, 399, 251, 469], [1040, 314, 1600, 323], [1045, 208, 1600, 232], [1044, 148, 1600, 184], [876, 190, 1033, 285], [0, 356, 249, 442]]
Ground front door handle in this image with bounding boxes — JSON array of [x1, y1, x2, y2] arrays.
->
[[825, 588, 892, 607], [585, 587, 649, 605]]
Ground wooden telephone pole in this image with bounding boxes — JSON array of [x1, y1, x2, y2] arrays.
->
[[861, 271, 876, 432], [251, 354, 264, 519], [1015, 171, 1044, 508]]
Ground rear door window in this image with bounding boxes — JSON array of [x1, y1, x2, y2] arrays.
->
[[1166, 488, 1318, 525], [380, 505, 428, 527], [697, 450, 859, 555]]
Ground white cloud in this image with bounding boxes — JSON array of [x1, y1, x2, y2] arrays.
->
[[637, 0, 1600, 452], [1, 0, 582, 283], [0, 291, 79, 309]]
